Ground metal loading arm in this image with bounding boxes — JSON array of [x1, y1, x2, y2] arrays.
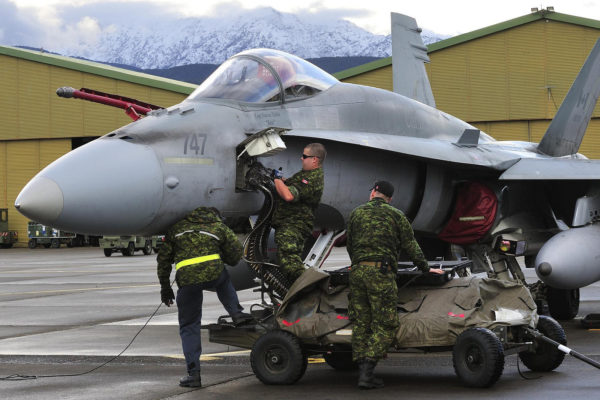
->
[[525, 327, 600, 369], [242, 162, 292, 300]]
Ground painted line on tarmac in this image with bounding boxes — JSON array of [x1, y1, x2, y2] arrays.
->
[[164, 350, 251, 361], [0, 284, 159, 296]]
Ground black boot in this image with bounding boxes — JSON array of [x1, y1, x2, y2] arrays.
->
[[179, 371, 201, 387], [232, 312, 253, 325], [357, 358, 384, 389]]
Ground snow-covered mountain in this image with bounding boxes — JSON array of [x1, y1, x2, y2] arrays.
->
[[53, 8, 446, 69]]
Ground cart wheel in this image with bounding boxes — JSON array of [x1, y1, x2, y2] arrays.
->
[[51, 239, 60, 248], [28, 239, 37, 249], [453, 327, 504, 388], [251, 330, 306, 385], [519, 315, 566, 371], [323, 350, 358, 371], [547, 287, 579, 320], [103, 249, 112, 257], [142, 240, 152, 255], [122, 242, 135, 256]]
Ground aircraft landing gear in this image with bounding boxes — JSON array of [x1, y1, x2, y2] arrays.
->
[[547, 286, 580, 320]]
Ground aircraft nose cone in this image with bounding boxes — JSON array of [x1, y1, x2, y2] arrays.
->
[[537, 262, 552, 277], [15, 176, 64, 223], [15, 138, 164, 234]]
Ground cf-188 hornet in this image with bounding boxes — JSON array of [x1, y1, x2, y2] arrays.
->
[[15, 13, 600, 319]]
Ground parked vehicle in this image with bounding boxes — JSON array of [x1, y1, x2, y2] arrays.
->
[[100, 235, 159, 257], [0, 209, 18, 248], [27, 222, 75, 249]]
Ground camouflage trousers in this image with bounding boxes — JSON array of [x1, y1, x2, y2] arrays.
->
[[274, 225, 309, 283], [349, 264, 399, 361]]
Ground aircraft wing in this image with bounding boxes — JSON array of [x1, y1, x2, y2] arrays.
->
[[285, 129, 600, 180], [499, 158, 600, 180]]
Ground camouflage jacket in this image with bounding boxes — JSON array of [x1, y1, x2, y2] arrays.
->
[[346, 197, 429, 272], [272, 167, 324, 233], [157, 207, 243, 287]]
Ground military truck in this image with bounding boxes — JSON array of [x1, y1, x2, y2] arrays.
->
[[27, 222, 75, 249], [0, 209, 18, 248], [100, 236, 158, 257]]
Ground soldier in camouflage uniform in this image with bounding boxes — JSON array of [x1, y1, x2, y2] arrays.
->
[[346, 181, 443, 389], [272, 143, 326, 283], [157, 207, 252, 388]]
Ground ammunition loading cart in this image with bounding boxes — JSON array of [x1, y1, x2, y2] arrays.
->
[[204, 161, 599, 389], [206, 261, 580, 388]]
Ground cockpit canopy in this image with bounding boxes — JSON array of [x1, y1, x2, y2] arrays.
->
[[187, 48, 338, 103]]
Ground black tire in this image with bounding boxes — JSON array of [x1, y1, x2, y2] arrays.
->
[[142, 240, 152, 255], [519, 315, 566, 372], [251, 330, 306, 385], [453, 327, 505, 388], [43, 243, 51, 248], [51, 239, 60, 248], [28, 239, 37, 249], [103, 248, 112, 257], [547, 287, 579, 320], [323, 350, 358, 371], [123, 242, 135, 256]]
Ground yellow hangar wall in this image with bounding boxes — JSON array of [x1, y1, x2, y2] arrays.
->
[[338, 12, 600, 159], [426, 19, 600, 156], [0, 47, 195, 245]]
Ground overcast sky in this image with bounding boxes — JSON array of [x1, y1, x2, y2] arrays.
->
[[2, 0, 600, 49]]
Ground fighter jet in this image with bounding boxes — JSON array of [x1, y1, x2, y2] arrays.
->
[[14, 13, 600, 319]]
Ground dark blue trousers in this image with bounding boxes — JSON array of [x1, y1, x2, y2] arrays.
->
[[176, 268, 243, 373]]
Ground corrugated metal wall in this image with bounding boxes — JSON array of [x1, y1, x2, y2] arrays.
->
[[0, 142, 6, 209], [425, 19, 600, 158], [426, 20, 600, 121], [342, 67, 393, 91], [0, 55, 187, 141]]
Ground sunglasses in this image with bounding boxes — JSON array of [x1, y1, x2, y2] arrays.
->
[[302, 154, 317, 159]]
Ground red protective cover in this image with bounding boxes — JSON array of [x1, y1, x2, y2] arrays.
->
[[438, 182, 497, 245]]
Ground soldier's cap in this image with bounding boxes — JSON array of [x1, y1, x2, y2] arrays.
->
[[371, 180, 394, 198]]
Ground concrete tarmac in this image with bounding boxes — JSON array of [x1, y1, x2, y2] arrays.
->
[[1, 247, 599, 399]]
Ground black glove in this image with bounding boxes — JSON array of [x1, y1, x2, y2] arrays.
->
[[271, 168, 284, 179], [161, 286, 175, 307]]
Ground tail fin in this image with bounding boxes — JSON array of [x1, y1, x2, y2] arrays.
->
[[391, 13, 436, 107], [538, 38, 600, 157]]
